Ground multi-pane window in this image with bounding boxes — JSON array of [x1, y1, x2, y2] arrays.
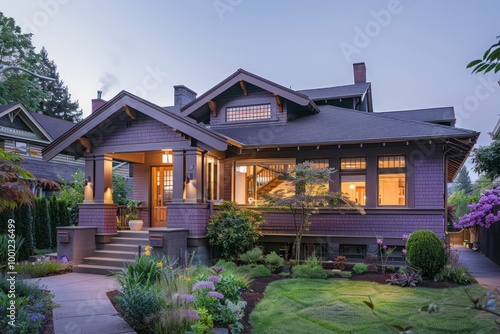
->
[[304, 159, 330, 168], [341, 157, 366, 170], [340, 157, 366, 205], [304, 159, 331, 193], [226, 104, 271, 122], [378, 156, 406, 206], [163, 169, 173, 201]]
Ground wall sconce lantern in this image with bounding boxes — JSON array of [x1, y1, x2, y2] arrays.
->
[[162, 151, 173, 164], [85, 176, 92, 186]]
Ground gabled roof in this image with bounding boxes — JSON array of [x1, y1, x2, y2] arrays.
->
[[377, 107, 456, 125], [42, 91, 229, 162], [298, 82, 371, 100], [181, 68, 320, 117], [215, 105, 477, 147], [31, 113, 76, 139], [0, 103, 53, 143], [21, 158, 81, 183]]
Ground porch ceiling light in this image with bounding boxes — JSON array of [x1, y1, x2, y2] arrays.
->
[[162, 151, 173, 164], [349, 184, 355, 190]]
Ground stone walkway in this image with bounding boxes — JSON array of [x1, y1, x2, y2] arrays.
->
[[37, 273, 135, 334], [455, 245, 500, 290]]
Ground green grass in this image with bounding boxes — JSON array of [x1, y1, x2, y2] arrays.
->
[[15, 260, 72, 277], [250, 279, 498, 333]]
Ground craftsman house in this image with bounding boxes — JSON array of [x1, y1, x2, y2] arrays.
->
[[42, 63, 479, 262]]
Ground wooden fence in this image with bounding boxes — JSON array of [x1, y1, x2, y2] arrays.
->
[[477, 222, 500, 266]]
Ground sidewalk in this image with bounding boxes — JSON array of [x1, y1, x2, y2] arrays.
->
[[454, 245, 500, 290], [37, 273, 135, 334]]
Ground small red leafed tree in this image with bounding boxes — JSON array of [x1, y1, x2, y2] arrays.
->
[[262, 163, 365, 261], [0, 148, 59, 213]]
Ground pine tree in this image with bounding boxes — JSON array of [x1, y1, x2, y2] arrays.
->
[[455, 166, 473, 194], [38, 47, 82, 122]]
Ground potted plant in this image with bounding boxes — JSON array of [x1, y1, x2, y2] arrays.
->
[[126, 200, 143, 231]]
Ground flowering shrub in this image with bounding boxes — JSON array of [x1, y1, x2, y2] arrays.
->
[[375, 237, 396, 274], [454, 187, 500, 229]]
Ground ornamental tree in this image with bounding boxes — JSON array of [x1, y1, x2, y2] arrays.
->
[[454, 187, 500, 229]]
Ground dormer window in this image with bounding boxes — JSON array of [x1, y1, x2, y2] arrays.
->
[[226, 104, 271, 122]]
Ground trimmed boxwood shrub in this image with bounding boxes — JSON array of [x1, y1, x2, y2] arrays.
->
[[405, 230, 446, 278], [352, 263, 368, 275], [292, 264, 328, 279], [207, 201, 263, 261], [236, 264, 271, 278], [240, 247, 263, 264]]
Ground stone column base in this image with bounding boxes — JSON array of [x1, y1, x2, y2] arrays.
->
[[79, 203, 118, 233]]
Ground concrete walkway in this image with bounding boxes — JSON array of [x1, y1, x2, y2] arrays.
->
[[37, 273, 135, 334], [455, 245, 500, 290]]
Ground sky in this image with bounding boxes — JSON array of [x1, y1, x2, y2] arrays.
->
[[1, 0, 499, 179]]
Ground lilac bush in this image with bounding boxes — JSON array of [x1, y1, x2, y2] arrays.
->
[[454, 187, 500, 229]]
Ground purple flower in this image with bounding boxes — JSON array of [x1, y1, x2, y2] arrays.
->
[[208, 275, 221, 283], [376, 239, 383, 244], [36, 303, 43, 310], [402, 233, 409, 240], [173, 308, 200, 321], [192, 281, 215, 291], [382, 245, 387, 249], [402, 248, 407, 255], [182, 294, 196, 303], [207, 291, 224, 300], [27, 312, 45, 322]]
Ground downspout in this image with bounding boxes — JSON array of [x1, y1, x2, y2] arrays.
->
[[443, 152, 448, 237]]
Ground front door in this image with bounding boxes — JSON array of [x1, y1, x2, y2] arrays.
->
[[151, 166, 173, 227]]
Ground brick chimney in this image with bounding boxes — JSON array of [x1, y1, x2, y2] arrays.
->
[[353, 62, 366, 84], [174, 85, 197, 108], [92, 90, 107, 113]]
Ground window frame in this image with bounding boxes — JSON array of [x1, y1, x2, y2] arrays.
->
[[226, 103, 272, 122], [377, 155, 407, 207], [340, 157, 367, 206]]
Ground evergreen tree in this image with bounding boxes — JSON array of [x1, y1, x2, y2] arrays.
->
[[455, 166, 473, 194], [48, 194, 59, 248], [57, 198, 70, 227], [34, 197, 52, 249], [16, 204, 35, 261], [38, 47, 82, 122], [0, 12, 48, 111], [0, 209, 14, 234]]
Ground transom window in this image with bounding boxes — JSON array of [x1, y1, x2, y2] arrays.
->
[[378, 156, 405, 169], [340, 157, 366, 170], [226, 104, 271, 122], [304, 159, 330, 168]]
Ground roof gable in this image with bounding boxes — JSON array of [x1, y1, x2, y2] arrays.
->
[[0, 104, 53, 143], [181, 69, 319, 120], [42, 91, 228, 161]]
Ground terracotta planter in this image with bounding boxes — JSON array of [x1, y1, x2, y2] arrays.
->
[[128, 220, 144, 231]]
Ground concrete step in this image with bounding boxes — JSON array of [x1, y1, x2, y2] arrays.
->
[[73, 263, 123, 275], [117, 230, 150, 239], [94, 250, 137, 260], [104, 243, 144, 252], [82, 256, 134, 268], [110, 237, 150, 246]]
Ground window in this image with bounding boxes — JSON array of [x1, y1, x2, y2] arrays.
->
[[234, 159, 295, 204], [340, 244, 366, 260], [15, 141, 28, 154], [340, 157, 366, 205], [304, 159, 329, 168], [226, 104, 271, 122], [304, 159, 331, 193], [378, 156, 406, 206]]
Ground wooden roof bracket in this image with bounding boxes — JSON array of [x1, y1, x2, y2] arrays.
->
[[239, 80, 247, 96], [208, 100, 217, 117], [77, 137, 92, 153], [274, 94, 283, 112], [124, 104, 136, 120]]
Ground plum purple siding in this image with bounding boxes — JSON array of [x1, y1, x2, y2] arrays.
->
[[262, 211, 445, 239], [95, 114, 183, 147], [166, 203, 210, 236], [78, 204, 117, 234], [414, 151, 444, 208]]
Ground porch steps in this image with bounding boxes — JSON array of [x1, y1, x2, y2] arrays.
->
[[73, 230, 150, 275]]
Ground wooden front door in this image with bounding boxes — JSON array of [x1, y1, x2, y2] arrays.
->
[[151, 166, 173, 227]]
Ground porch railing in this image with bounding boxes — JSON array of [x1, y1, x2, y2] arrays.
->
[[117, 205, 128, 228]]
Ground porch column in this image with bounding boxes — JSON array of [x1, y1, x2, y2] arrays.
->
[[83, 155, 94, 203], [172, 149, 185, 202], [94, 155, 113, 204], [185, 148, 204, 203]]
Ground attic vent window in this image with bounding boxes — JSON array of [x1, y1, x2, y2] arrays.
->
[[226, 104, 271, 122]]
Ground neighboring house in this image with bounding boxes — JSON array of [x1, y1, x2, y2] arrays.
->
[[42, 63, 479, 261], [0, 103, 132, 197]]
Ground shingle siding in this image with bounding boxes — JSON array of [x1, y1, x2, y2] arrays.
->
[[94, 114, 183, 147], [414, 152, 444, 208]]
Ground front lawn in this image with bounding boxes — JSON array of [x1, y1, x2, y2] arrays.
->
[[250, 279, 498, 333]]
